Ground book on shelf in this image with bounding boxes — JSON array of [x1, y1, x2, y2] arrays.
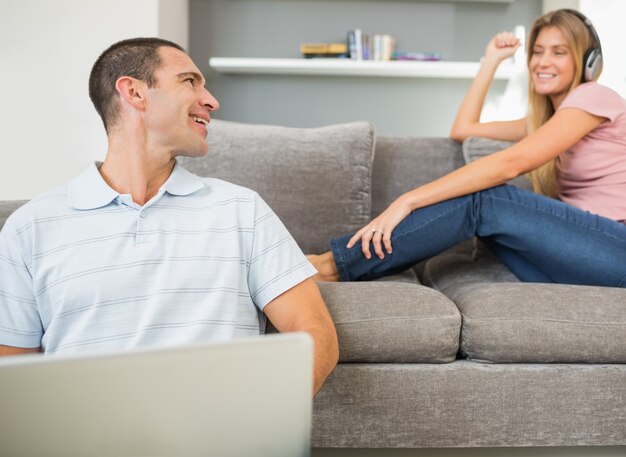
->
[[347, 29, 396, 61], [392, 51, 442, 61], [347, 29, 363, 61], [300, 31, 439, 62], [373, 34, 396, 61], [300, 43, 349, 58]]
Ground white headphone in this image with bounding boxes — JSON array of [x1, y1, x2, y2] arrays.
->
[[561, 9, 603, 82]]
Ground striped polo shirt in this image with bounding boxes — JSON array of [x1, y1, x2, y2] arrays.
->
[[0, 161, 316, 355]]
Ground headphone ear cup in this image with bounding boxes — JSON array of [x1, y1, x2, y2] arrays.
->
[[583, 48, 602, 82]]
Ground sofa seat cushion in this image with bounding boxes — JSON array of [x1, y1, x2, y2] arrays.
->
[[374, 268, 419, 284], [317, 282, 461, 363], [456, 283, 626, 363], [179, 119, 375, 254], [419, 239, 519, 292], [421, 240, 626, 363]]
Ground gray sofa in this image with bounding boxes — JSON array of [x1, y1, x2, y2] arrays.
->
[[1, 120, 625, 449]]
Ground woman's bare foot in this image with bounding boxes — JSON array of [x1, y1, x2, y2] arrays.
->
[[306, 252, 340, 282]]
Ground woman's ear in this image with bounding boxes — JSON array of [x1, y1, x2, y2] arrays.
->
[[115, 76, 147, 112]]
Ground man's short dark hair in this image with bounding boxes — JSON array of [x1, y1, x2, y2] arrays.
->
[[89, 37, 185, 133]]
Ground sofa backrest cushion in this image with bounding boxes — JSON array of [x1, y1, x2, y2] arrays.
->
[[462, 136, 533, 191], [179, 120, 375, 254], [0, 201, 28, 231], [371, 137, 463, 216]]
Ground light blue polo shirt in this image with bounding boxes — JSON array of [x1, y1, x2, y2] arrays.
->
[[0, 161, 316, 355]]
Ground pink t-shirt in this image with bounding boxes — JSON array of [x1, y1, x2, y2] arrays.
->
[[556, 82, 626, 223]]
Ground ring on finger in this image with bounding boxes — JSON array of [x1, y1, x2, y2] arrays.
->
[[371, 228, 384, 235]]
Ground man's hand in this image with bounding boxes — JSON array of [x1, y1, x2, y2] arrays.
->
[[263, 277, 338, 396]]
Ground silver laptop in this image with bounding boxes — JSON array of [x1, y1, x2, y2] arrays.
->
[[0, 332, 313, 457]]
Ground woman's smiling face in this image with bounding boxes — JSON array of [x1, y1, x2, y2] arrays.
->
[[529, 25, 577, 107]]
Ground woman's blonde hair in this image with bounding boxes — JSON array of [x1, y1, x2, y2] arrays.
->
[[525, 9, 602, 197]]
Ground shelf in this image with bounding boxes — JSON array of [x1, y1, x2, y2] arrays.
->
[[208, 58, 516, 80]]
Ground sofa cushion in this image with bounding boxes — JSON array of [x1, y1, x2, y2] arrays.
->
[[462, 136, 533, 191], [462, 136, 514, 163], [179, 120, 375, 254], [374, 269, 418, 284], [372, 136, 463, 216], [456, 283, 626, 363], [317, 281, 461, 363], [419, 239, 519, 291], [421, 240, 626, 363], [0, 200, 28, 231]]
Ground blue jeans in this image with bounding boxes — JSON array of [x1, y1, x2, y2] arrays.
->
[[330, 185, 626, 287]]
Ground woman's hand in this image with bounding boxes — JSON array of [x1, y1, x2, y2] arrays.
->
[[346, 195, 414, 260], [484, 32, 521, 63]]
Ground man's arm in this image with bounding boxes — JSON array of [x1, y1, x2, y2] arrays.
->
[[0, 345, 40, 356], [1, 216, 44, 355], [263, 277, 338, 396]]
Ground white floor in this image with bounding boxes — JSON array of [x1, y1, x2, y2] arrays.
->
[[312, 447, 626, 457]]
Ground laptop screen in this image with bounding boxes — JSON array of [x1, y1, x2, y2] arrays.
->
[[0, 333, 313, 457]]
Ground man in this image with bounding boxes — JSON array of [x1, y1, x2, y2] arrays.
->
[[0, 38, 338, 395]]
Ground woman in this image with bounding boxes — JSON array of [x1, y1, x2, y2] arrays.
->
[[309, 9, 626, 287]]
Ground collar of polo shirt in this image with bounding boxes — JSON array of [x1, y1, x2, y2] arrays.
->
[[67, 160, 206, 210]]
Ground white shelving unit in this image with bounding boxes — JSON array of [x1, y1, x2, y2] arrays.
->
[[209, 57, 515, 80]]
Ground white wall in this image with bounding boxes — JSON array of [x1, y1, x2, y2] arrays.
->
[[542, 0, 579, 12], [0, 0, 188, 200], [159, 0, 190, 49], [580, 0, 626, 98]]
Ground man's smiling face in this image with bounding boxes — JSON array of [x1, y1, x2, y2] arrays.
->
[[142, 46, 219, 158]]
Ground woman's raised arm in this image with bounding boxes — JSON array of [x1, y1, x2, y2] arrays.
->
[[450, 32, 526, 143]]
